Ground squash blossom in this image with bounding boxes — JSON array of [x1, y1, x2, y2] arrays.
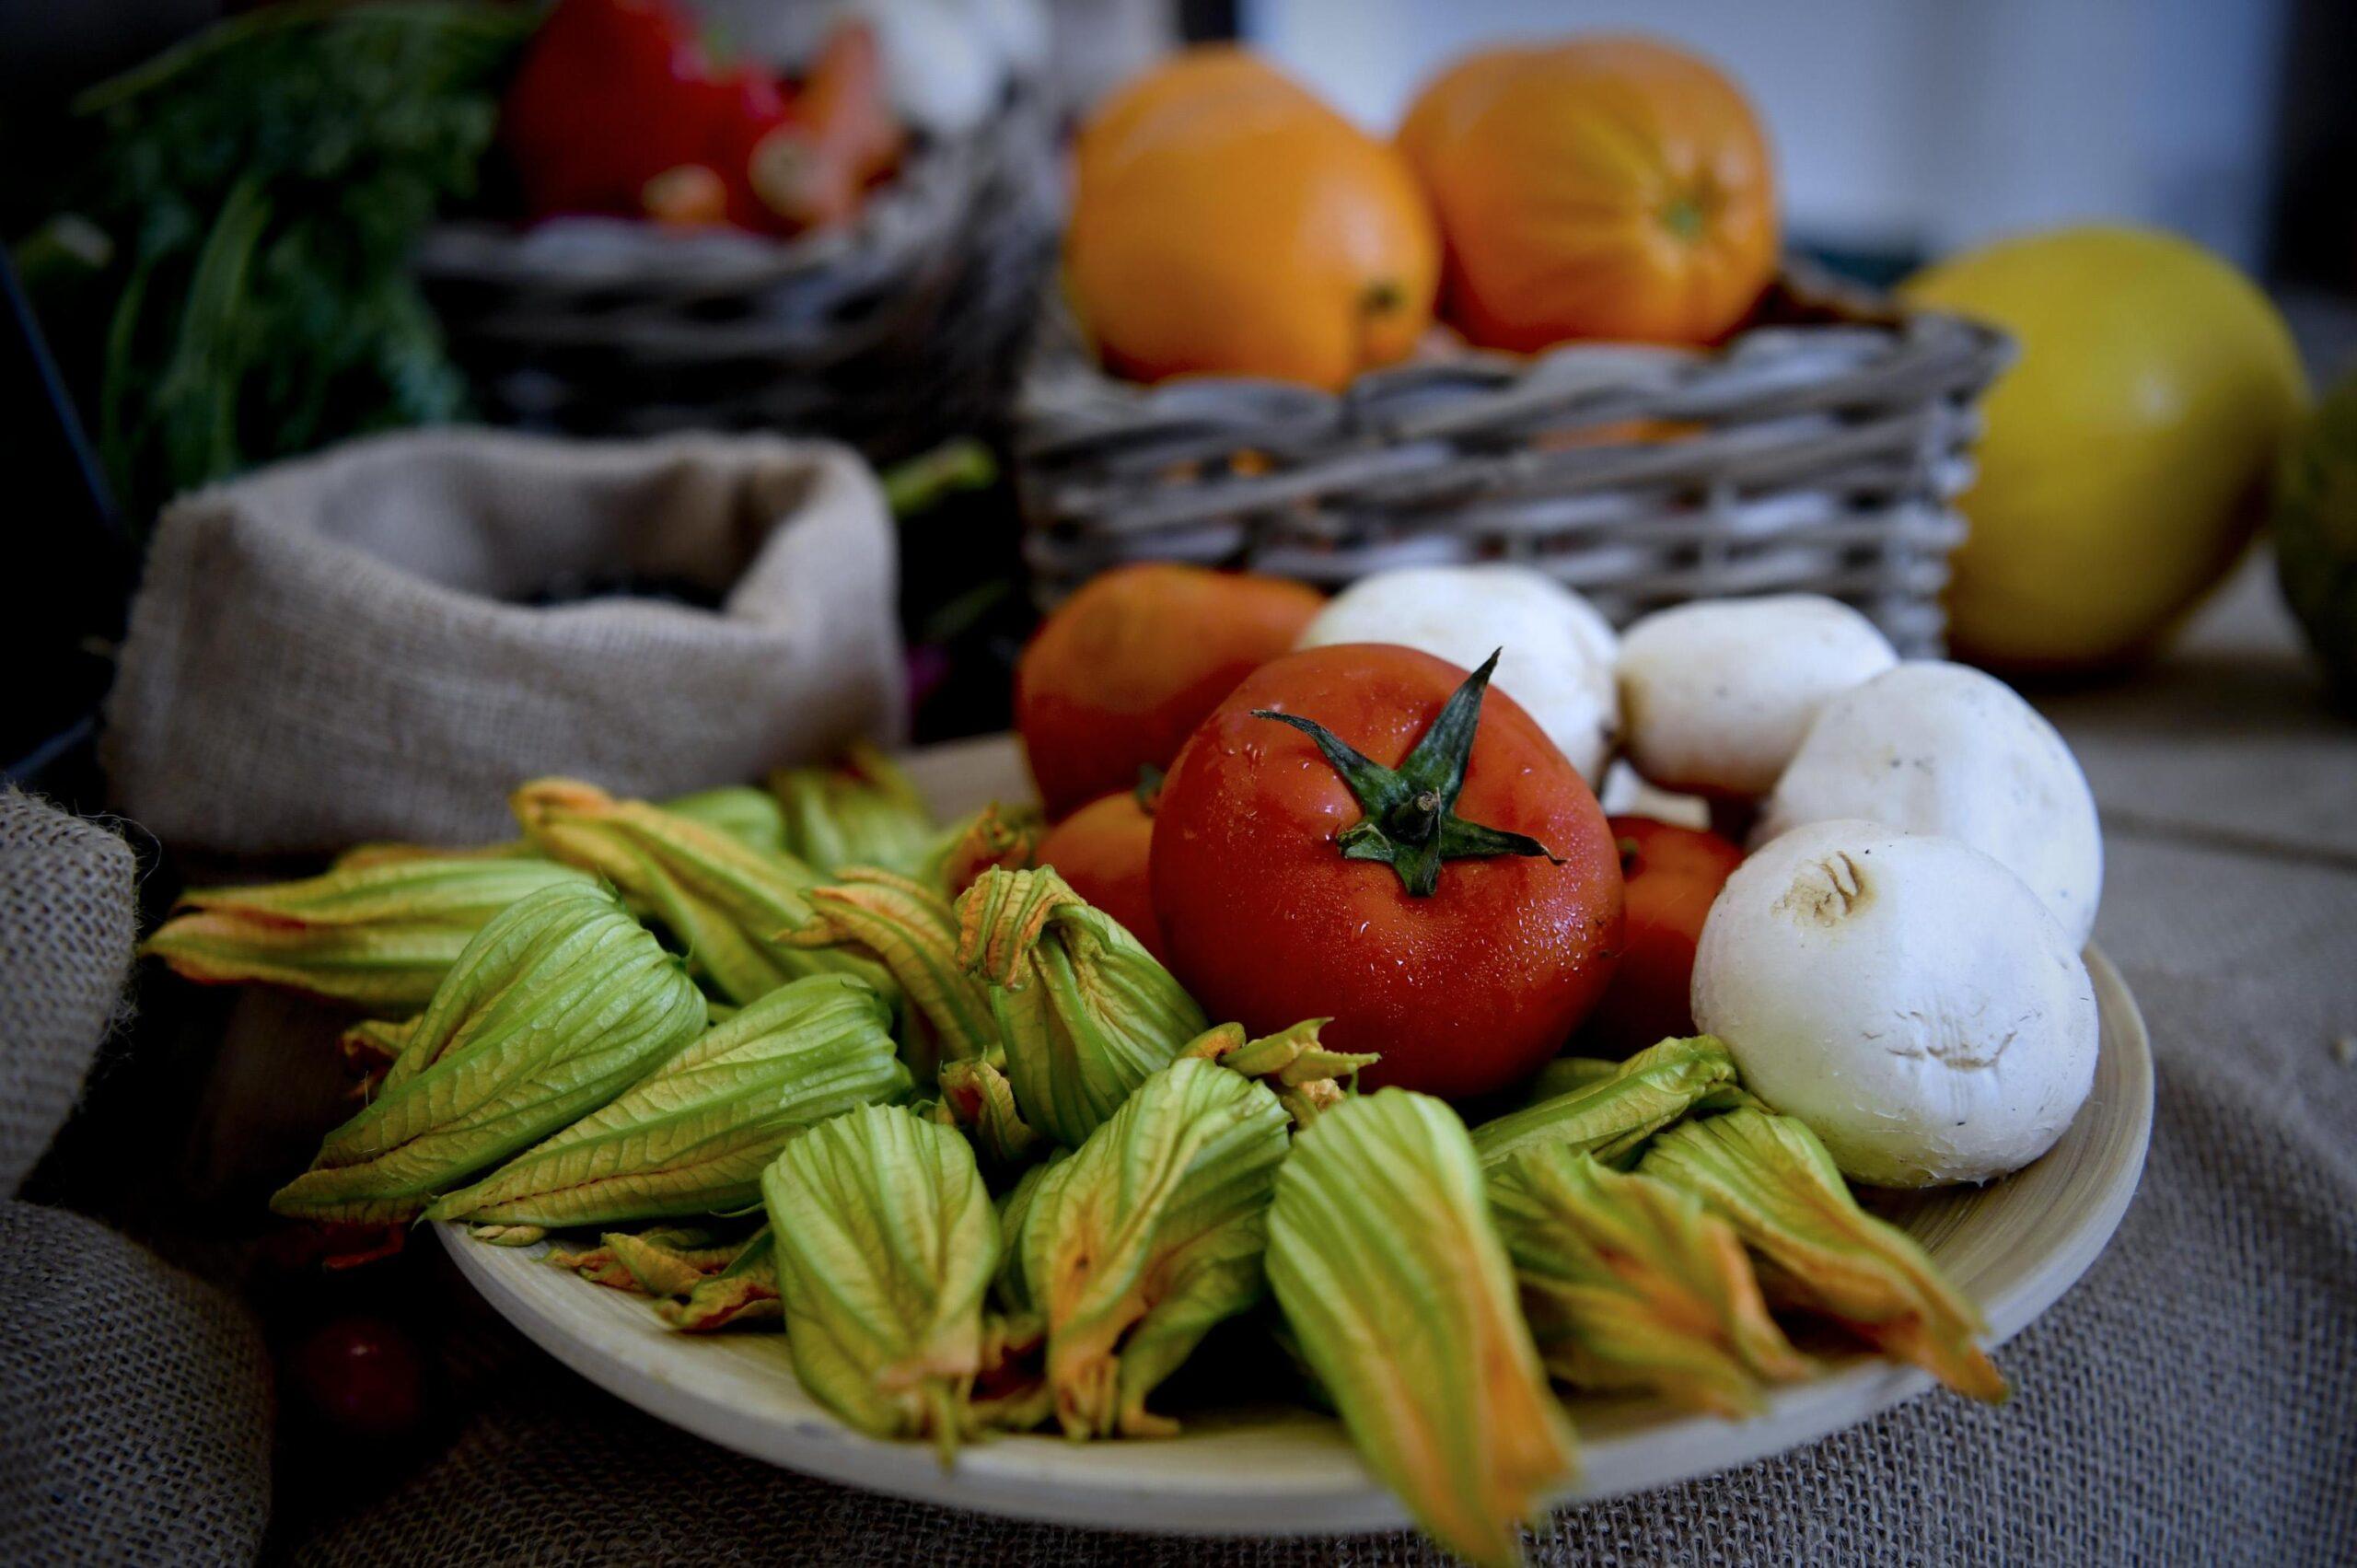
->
[[663, 785, 790, 856], [782, 868, 1000, 1080], [511, 778, 893, 1007], [332, 784, 787, 869], [659, 1227, 784, 1332], [955, 865, 1207, 1148], [761, 1105, 1001, 1460], [769, 741, 937, 877], [1641, 1108, 2008, 1403], [1014, 1058, 1289, 1438], [924, 801, 1045, 898], [1178, 1018, 1377, 1130], [142, 856, 598, 1014], [1471, 1035, 1739, 1169], [1268, 1089, 1576, 1568], [428, 973, 906, 1228], [783, 868, 1046, 1159], [547, 1225, 731, 1292], [1487, 1145, 1810, 1418], [271, 880, 706, 1224]]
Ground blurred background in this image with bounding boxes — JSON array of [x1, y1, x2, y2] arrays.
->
[[6, 0, 2355, 790]]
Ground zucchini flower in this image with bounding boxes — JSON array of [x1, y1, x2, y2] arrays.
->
[[924, 802, 1046, 898], [512, 778, 891, 1007], [770, 741, 937, 877], [1179, 1018, 1377, 1130], [428, 973, 906, 1228], [1013, 1059, 1290, 1438], [332, 784, 786, 870], [336, 1016, 415, 1077], [142, 856, 598, 1014], [663, 785, 789, 856], [1487, 1145, 1810, 1418], [1470, 1035, 1738, 1169], [1515, 1055, 1620, 1108], [761, 1105, 1001, 1460], [955, 866, 1207, 1148], [782, 868, 1044, 1159], [271, 880, 706, 1225], [935, 1056, 1043, 1167], [547, 1225, 731, 1292], [659, 1227, 784, 1332], [1641, 1108, 2007, 1403], [1268, 1089, 1576, 1568], [781, 868, 999, 1080]]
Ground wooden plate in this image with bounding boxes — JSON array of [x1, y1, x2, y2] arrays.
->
[[439, 736, 2154, 1536]]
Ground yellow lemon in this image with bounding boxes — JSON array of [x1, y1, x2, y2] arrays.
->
[[1900, 226, 2306, 669]]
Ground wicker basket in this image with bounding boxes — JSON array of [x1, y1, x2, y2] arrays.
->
[[415, 92, 1061, 462], [1015, 280, 2012, 655]]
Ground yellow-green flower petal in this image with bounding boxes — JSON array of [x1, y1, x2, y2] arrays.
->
[[770, 742, 937, 877], [512, 778, 895, 1007], [270, 881, 705, 1224], [143, 857, 598, 1013], [1016, 1058, 1289, 1438], [1488, 1145, 1810, 1417], [1641, 1109, 2006, 1403], [428, 973, 905, 1227], [761, 1105, 999, 1460], [1181, 1017, 1377, 1130], [1268, 1088, 1577, 1568], [1471, 1036, 1738, 1169], [956, 866, 1207, 1147]]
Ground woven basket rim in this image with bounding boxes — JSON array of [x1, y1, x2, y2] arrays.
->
[[415, 88, 1053, 300], [1018, 276, 2012, 450]]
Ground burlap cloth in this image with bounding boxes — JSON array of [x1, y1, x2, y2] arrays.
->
[[12, 563, 2352, 1564], [0, 791, 273, 1566], [104, 429, 904, 856]]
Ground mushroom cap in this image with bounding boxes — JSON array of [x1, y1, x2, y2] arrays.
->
[[1295, 565, 1620, 783], [1693, 819, 2099, 1187], [1617, 596, 1898, 796], [1755, 660, 2103, 946]]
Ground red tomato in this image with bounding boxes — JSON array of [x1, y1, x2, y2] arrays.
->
[[1580, 816, 1744, 1055], [1035, 785, 1165, 959], [287, 1314, 427, 1442], [1151, 644, 1622, 1099]]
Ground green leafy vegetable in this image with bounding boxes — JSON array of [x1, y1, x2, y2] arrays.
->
[[27, 1, 533, 524]]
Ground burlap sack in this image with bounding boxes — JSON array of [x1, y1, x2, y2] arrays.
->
[[104, 428, 906, 856], [0, 1202, 273, 1568], [0, 788, 136, 1192], [0, 794, 273, 1566]]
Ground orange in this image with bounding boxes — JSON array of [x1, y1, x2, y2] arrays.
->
[[1399, 36, 1778, 350], [1016, 563, 1324, 819], [1066, 48, 1439, 389]]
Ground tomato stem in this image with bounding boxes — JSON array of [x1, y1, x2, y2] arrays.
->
[[1252, 650, 1564, 898]]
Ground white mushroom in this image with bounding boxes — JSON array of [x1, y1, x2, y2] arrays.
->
[[1692, 819, 2098, 1188], [1754, 660, 2103, 947], [1616, 596, 1898, 796], [1295, 565, 1620, 784]]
